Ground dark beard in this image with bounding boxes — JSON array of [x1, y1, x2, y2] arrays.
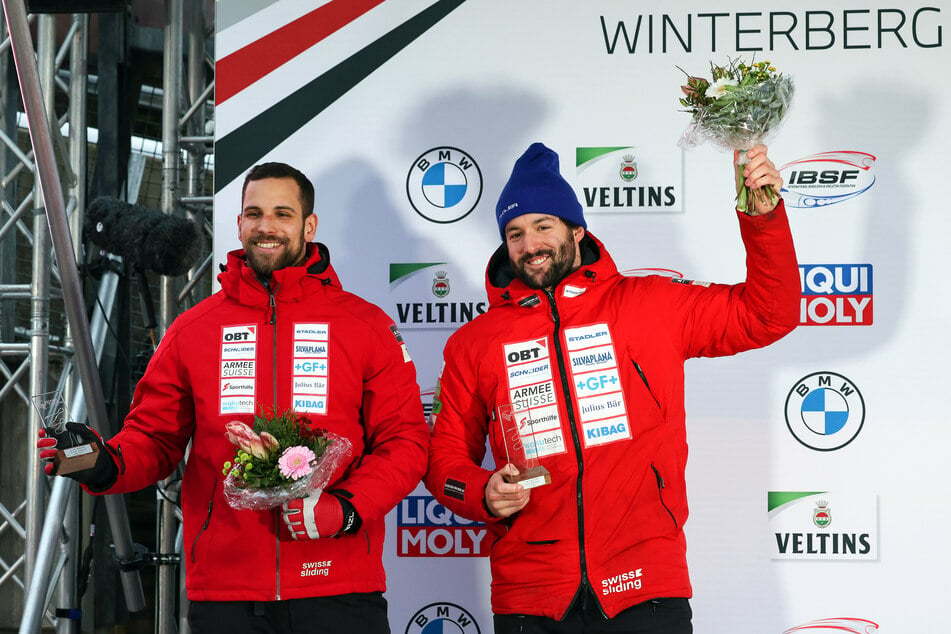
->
[[245, 236, 307, 278], [512, 239, 578, 290]]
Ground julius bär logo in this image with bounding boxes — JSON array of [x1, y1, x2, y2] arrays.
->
[[785, 372, 865, 451], [406, 602, 480, 634], [407, 147, 482, 223]]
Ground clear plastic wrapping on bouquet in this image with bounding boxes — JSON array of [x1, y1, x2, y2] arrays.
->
[[223, 432, 352, 511], [678, 75, 794, 159]]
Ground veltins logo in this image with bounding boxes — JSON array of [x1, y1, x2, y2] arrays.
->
[[389, 262, 487, 330], [779, 151, 876, 208], [785, 372, 865, 451], [397, 495, 488, 557], [768, 491, 878, 561], [784, 618, 879, 633], [575, 145, 683, 213], [406, 602, 480, 634], [800, 264, 873, 326], [407, 147, 482, 223]]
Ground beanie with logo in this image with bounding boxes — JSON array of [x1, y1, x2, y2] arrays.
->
[[495, 142, 586, 239]]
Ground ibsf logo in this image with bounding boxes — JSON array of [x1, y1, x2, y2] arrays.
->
[[406, 602, 480, 634], [779, 151, 876, 208], [407, 147, 482, 223], [397, 495, 488, 557], [785, 372, 865, 451], [800, 264, 873, 325], [784, 617, 879, 633]]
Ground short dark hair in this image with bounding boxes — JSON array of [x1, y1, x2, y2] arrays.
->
[[241, 162, 315, 219]]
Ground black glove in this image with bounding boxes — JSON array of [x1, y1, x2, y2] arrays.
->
[[37, 422, 119, 492]]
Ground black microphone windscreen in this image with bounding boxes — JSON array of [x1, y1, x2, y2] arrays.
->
[[85, 196, 201, 276]]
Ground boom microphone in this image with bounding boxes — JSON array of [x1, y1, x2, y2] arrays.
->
[[84, 196, 201, 276]]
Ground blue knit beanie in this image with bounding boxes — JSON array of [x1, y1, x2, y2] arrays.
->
[[495, 142, 586, 239]]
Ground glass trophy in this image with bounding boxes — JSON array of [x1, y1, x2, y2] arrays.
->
[[497, 404, 551, 489], [32, 391, 99, 475]]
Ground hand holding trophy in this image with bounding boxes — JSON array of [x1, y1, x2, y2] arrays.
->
[[497, 404, 551, 490], [33, 391, 101, 476]]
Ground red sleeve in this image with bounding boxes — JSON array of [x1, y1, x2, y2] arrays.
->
[[676, 200, 800, 359], [332, 310, 430, 523], [423, 330, 498, 524]]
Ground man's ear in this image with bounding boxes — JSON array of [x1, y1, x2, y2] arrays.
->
[[304, 214, 318, 241]]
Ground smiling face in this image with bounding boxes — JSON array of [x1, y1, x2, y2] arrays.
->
[[237, 176, 317, 278], [504, 213, 584, 291]]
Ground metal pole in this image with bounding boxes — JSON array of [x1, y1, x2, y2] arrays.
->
[[157, 2, 184, 633], [24, 11, 54, 598], [1, 0, 145, 618]]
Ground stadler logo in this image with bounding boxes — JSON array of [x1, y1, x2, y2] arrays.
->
[[784, 617, 879, 633], [779, 151, 876, 208], [406, 602, 480, 634], [785, 372, 865, 451], [407, 147, 482, 223]]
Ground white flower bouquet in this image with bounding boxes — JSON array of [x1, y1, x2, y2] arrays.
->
[[677, 58, 794, 212], [221, 406, 351, 511]]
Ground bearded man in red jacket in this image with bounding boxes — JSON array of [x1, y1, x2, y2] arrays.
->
[[40, 162, 430, 634], [425, 142, 799, 634]]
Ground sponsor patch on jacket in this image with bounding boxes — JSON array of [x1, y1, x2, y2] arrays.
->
[[670, 277, 711, 287], [600, 567, 644, 596], [220, 325, 257, 414], [562, 284, 587, 298], [389, 324, 412, 362], [444, 478, 466, 501], [564, 323, 631, 447], [517, 295, 541, 308], [502, 338, 566, 458], [292, 323, 329, 414]]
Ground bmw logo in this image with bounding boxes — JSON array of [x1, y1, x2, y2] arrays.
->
[[407, 147, 483, 224], [785, 371, 865, 451]]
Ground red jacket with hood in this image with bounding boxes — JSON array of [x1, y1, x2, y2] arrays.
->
[[425, 206, 799, 619], [93, 243, 429, 601]]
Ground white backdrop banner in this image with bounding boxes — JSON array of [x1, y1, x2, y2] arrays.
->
[[214, 1, 950, 631]]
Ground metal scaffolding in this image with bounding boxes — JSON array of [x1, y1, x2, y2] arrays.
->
[[0, 1, 214, 632]]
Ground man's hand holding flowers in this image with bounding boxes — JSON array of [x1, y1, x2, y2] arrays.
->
[[735, 144, 783, 216]]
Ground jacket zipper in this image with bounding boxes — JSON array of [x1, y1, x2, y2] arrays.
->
[[651, 463, 678, 528], [544, 289, 607, 619], [190, 479, 217, 564], [261, 278, 283, 600]]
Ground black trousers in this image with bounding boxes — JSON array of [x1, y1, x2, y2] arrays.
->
[[187, 592, 389, 634], [493, 596, 692, 634]]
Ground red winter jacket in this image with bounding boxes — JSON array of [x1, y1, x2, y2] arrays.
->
[[94, 243, 429, 601], [425, 206, 799, 619]]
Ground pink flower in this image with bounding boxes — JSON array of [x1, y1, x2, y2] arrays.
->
[[225, 421, 269, 459], [278, 446, 316, 481], [259, 431, 281, 454]]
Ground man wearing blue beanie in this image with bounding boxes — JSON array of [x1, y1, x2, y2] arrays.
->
[[426, 142, 800, 633]]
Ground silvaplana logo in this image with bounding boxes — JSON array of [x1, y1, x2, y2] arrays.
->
[[768, 492, 878, 561], [406, 147, 482, 223], [785, 372, 865, 451], [784, 618, 879, 634], [800, 264, 873, 326], [779, 151, 876, 208], [406, 602, 481, 634], [389, 262, 487, 330], [397, 495, 488, 557], [575, 146, 683, 213]]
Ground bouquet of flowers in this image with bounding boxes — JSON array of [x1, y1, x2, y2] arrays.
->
[[677, 58, 794, 212], [221, 406, 351, 511]]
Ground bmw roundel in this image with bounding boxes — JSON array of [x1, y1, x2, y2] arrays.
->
[[407, 147, 482, 224]]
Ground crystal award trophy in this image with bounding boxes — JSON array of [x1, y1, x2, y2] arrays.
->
[[32, 391, 99, 475], [497, 404, 551, 489]]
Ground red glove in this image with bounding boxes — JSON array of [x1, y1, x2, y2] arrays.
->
[[37, 422, 118, 492], [281, 490, 344, 540]]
